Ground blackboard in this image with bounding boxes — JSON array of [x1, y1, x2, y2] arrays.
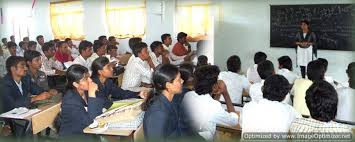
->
[[270, 4, 355, 51]]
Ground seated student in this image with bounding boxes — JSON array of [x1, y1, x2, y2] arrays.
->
[[91, 57, 142, 109], [1, 56, 53, 113], [88, 41, 107, 63], [142, 64, 184, 141], [98, 35, 108, 45], [24, 50, 49, 90], [246, 52, 266, 84], [183, 65, 239, 141], [196, 55, 208, 68], [249, 60, 292, 104], [218, 55, 250, 104], [336, 62, 355, 122], [107, 44, 119, 60], [161, 33, 172, 51], [170, 32, 195, 65], [291, 60, 325, 116], [16, 41, 28, 57], [59, 64, 104, 137], [40, 42, 65, 76], [36, 35, 45, 55], [1, 38, 7, 49], [23, 37, 29, 43], [65, 38, 79, 59], [290, 80, 352, 134], [55, 41, 73, 64], [121, 42, 154, 92], [242, 75, 301, 134], [28, 41, 37, 51], [73, 40, 94, 70], [149, 41, 170, 67], [276, 56, 299, 84], [108, 36, 119, 46], [4, 41, 17, 58]]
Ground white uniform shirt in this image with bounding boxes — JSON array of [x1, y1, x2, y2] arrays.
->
[[336, 87, 355, 122], [246, 64, 262, 84], [277, 68, 299, 84], [218, 71, 250, 104], [121, 56, 153, 92]]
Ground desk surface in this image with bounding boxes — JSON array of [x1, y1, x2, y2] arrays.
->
[[83, 127, 135, 136]]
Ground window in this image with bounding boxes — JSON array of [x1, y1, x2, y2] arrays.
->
[[105, 0, 146, 38], [176, 1, 212, 40], [50, 0, 85, 40]]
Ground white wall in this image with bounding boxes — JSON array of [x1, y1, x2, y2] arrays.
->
[[214, 0, 355, 82]]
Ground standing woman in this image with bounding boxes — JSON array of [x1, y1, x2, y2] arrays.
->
[[59, 64, 104, 138], [91, 57, 142, 109], [295, 20, 317, 78], [142, 64, 184, 141]]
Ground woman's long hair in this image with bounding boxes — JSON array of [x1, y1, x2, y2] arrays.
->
[[91, 57, 110, 79], [141, 64, 179, 111], [65, 64, 89, 91]]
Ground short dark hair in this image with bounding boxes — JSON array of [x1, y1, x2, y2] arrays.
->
[[28, 41, 37, 47], [36, 35, 43, 41], [194, 65, 220, 95], [179, 63, 194, 85], [177, 32, 187, 42], [107, 44, 118, 52], [128, 37, 142, 49], [57, 41, 66, 48], [262, 75, 290, 102], [278, 56, 293, 71], [227, 55, 241, 73], [1, 38, 7, 43], [307, 60, 325, 81], [150, 41, 162, 52], [66, 64, 89, 90], [42, 42, 55, 52], [78, 40, 93, 54], [93, 41, 104, 53], [254, 52, 267, 64], [301, 20, 310, 26], [19, 41, 26, 48], [132, 42, 147, 57], [108, 36, 115, 41], [257, 60, 274, 79], [306, 80, 337, 122], [7, 41, 17, 49], [317, 58, 328, 71], [98, 35, 107, 41], [64, 38, 71, 42], [24, 50, 42, 62], [6, 56, 25, 74], [161, 33, 171, 42], [197, 55, 208, 67]]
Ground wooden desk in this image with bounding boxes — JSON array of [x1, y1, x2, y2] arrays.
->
[[83, 127, 134, 136], [216, 124, 242, 141], [31, 102, 61, 134]]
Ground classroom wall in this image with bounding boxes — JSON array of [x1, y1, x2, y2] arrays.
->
[[214, 0, 355, 82]]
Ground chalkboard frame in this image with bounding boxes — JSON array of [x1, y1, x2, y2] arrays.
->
[[270, 4, 355, 51]]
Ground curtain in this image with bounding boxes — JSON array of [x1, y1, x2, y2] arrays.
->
[[105, 0, 146, 39], [50, 0, 85, 40], [176, 1, 212, 40]]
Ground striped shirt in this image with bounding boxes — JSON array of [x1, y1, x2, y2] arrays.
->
[[121, 56, 153, 92], [290, 118, 352, 133]]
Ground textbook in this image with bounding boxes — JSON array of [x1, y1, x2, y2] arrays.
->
[[0, 107, 41, 119]]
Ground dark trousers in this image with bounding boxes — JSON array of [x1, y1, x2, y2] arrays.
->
[[300, 66, 306, 78]]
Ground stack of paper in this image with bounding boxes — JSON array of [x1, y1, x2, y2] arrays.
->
[[0, 107, 41, 119]]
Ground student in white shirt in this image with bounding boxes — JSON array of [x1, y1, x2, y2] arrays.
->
[[242, 75, 301, 135], [246, 52, 266, 84], [161, 33, 172, 51], [73, 40, 93, 70], [183, 65, 239, 141], [88, 40, 107, 63], [277, 56, 299, 84], [40, 42, 65, 76], [317, 58, 338, 87], [249, 60, 292, 105], [36, 35, 45, 55], [65, 38, 80, 59], [149, 41, 170, 67], [218, 55, 250, 104], [121, 42, 154, 92], [16, 41, 27, 57], [336, 62, 355, 122]]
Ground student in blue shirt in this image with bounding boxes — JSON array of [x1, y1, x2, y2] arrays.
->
[[59, 64, 104, 138], [142, 64, 184, 141], [90, 57, 143, 109]]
